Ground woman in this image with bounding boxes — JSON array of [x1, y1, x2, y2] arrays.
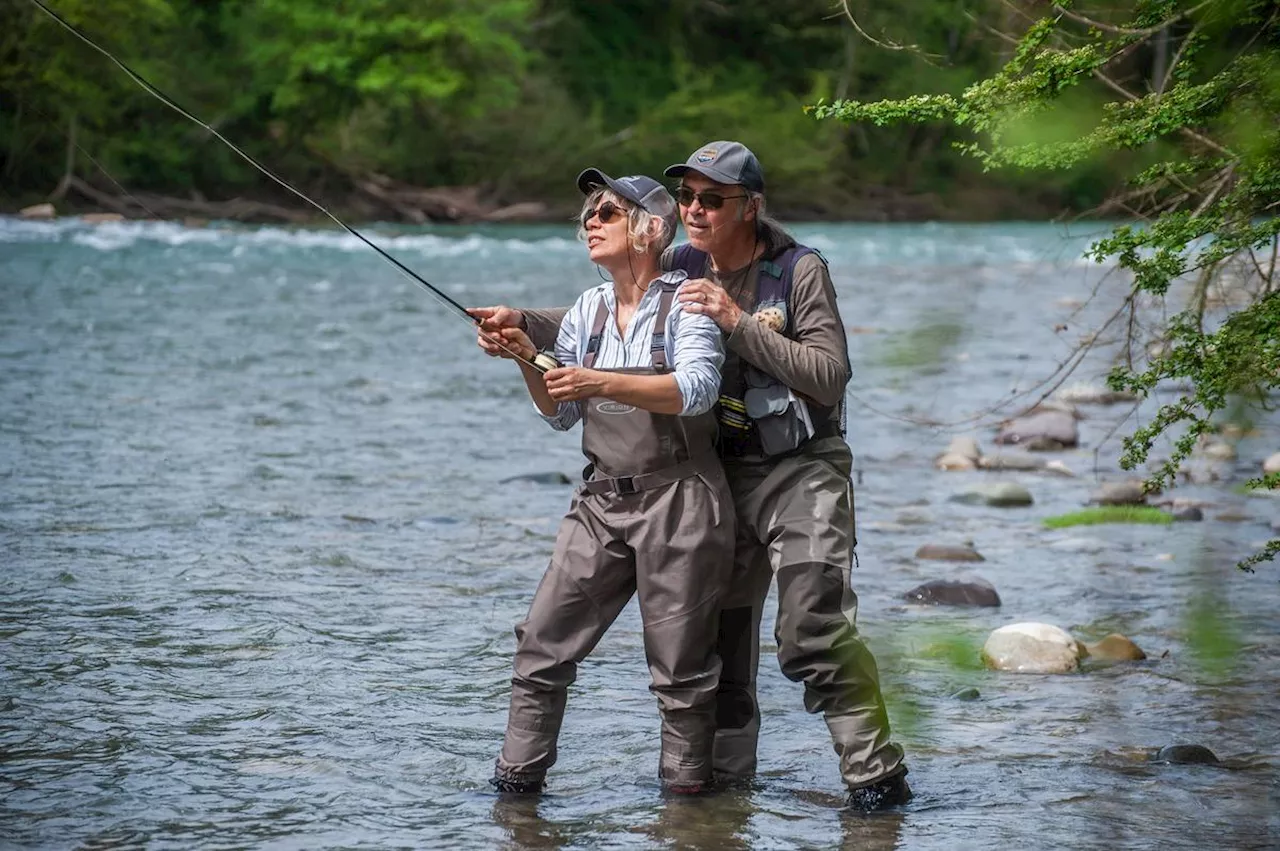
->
[[485, 169, 734, 794]]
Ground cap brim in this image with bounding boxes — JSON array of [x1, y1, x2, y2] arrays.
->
[[663, 163, 741, 187], [576, 167, 614, 196]]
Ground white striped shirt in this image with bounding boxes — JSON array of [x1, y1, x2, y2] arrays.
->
[[541, 270, 724, 431]]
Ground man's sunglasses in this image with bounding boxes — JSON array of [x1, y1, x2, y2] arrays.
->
[[675, 186, 749, 210], [581, 201, 627, 228]]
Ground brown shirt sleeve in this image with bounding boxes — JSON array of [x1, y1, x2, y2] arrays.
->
[[521, 307, 570, 351], [725, 253, 851, 407]]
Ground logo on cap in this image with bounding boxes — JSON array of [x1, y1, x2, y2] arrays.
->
[[695, 148, 718, 163]]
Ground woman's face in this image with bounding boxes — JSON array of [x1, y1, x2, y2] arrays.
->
[[582, 194, 634, 265]]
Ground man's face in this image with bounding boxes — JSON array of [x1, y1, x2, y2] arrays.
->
[[676, 173, 753, 254]]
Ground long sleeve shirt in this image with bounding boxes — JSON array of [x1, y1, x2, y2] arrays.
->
[[539, 270, 725, 431], [525, 245, 851, 408]]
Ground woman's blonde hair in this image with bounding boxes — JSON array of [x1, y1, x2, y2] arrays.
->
[[575, 189, 670, 255]]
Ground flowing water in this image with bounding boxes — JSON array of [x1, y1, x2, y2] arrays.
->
[[1, 217, 1276, 849]]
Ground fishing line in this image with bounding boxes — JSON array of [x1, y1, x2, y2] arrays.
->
[[27, 0, 549, 372]]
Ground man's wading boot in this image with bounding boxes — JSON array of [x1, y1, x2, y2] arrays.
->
[[490, 776, 545, 794], [846, 770, 912, 812]]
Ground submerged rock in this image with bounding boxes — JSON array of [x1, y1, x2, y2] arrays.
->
[[950, 482, 1034, 507], [1090, 480, 1149, 506], [1082, 633, 1146, 662], [951, 687, 981, 701], [995, 410, 1079, 449], [1152, 744, 1220, 765], [1171, 506, 1204, 522], [982, 622, 1084, 673], [914, 543, 985, 562], [500, 471, 572, 485], [82, 212, 125, 224], [904, 578, 1001, 607], [978, 452, 1044, 472]]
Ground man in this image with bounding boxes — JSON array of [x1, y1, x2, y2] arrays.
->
[[471, 141, 910, 810]]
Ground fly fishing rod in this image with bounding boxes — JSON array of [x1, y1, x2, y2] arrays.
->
[[27, 0, 559, 374]]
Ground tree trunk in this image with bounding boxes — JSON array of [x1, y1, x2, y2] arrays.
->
[[49, 111, 77, 201]]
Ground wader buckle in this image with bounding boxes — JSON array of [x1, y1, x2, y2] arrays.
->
[[613, 476, 637, 495]]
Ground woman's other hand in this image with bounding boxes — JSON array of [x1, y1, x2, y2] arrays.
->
[[543, 367, 609, 402]]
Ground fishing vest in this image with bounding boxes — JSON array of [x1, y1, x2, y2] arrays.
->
[[670, 244, 843, 457]]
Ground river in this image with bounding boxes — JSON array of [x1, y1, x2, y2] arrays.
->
[[1, 217, 1276, 849]]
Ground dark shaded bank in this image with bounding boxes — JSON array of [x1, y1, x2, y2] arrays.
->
[[2, 176, 1072, 226]]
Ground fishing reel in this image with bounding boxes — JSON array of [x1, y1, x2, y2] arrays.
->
[[531, 350, 562, 372]]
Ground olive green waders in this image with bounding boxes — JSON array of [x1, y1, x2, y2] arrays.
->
[[713, 437, 905, 790], [494, 284, 734, 790]]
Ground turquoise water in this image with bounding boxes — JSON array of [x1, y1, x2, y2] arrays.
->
[[1, 217, 1276, 849]]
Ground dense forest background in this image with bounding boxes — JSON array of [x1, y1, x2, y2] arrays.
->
[[2, 0, 1165, 221]]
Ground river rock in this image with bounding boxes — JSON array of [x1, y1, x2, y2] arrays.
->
[[947, 436, 982, 462], [951, 687, 981, 701], [499, 471, 572, 485], [1090, 480, 1148, 506], [1083, 633, 1146, 661], [1171, 505, 1203, 522], [915, 543, 985, 562], [82, 212, 125, 224], [19, 202, 55, 219], [1152, 744, 1220, 765], [935, 436, 982, 471], [978, 451, 1045, 471], [950, 482, 1034, 507], [1263, 452, 1280, 475], [904, 578, 1001, 607], [1199, 440, 1237, 462], [982, 623, 1084, 673], [1056, 382, 1137, 405], [936, 452, 978, 471], [1214, 509, 1251, 523], [995, 410, 1079, 449], [1044, 460, 1076, 477]]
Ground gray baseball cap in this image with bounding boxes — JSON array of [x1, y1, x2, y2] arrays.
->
[[576, 168, 678, 248], [664, 141, 765, 193]]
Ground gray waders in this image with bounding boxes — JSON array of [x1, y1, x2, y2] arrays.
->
[[495, 282, 734, 790], [713, 437, 906, 790]]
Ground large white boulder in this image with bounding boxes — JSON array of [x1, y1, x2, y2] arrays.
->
[[982, 622, 1084, 673]]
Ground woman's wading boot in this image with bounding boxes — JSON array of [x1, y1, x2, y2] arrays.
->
[[490, 776, 545, 795]]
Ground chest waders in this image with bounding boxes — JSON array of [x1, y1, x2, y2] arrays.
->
[[670, 244, 907, 793], [494, 280, 735, 792]]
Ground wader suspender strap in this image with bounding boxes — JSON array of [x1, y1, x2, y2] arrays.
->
[[580, 284, 679, 371], [581, 299, 610, 370], [649, 283, 678, 372]]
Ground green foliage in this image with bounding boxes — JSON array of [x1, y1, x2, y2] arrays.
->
[[816, 0, 1279, 567], [1043, 506, 1175, 528], [2, 0, 1078, 215]]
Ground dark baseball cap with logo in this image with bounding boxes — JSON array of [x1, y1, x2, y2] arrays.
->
[[664, 141, 765, 193], [576, 168, 679, 247]]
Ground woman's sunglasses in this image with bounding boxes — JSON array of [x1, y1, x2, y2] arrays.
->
[[675, 186, 749, 210], [581, 201, 627, 228]]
